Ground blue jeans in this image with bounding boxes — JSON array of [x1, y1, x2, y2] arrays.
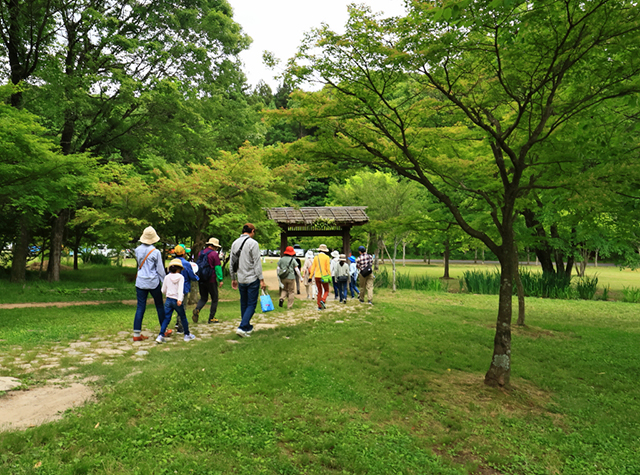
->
[[336, 281, 348, 301], [349, 276, 360, 297], [332, 277, 339, 299], [238, 279, 260, 331], [161, 297, 190, 336], [134, 284, 164, 331]]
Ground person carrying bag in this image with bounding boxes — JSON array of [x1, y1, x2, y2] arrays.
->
[[307, 244, 332, 310]]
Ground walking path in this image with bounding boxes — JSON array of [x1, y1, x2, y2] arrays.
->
[[0, 270, 371, 430]]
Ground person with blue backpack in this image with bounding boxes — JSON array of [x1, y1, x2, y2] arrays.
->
[[192, 238, 223, 324]]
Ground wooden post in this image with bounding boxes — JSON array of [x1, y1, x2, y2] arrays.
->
[[342, 226, 351, 257], [280, 227, 288, 255]]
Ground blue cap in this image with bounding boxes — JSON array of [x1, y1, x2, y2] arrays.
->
[[349, 256, 356, 263], [358, 246, 366, 252]]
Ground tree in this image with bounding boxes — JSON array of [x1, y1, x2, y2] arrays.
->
[[284, 1, 640, 386], [330, 171, 423, 290]]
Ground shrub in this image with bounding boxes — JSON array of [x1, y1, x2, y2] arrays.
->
[[81, 252, 111, 266], [519, 269, 572, 299], [373, 268, 390, 288]]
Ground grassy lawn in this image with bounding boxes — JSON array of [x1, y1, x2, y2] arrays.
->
[[2, 283, 640, 474]]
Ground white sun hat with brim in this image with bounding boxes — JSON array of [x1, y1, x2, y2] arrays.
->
[[331, 250, 340, 258], [139, 226, 160, 245]]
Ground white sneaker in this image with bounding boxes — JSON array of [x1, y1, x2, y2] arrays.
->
[[184, 334, 196, 342], [155, 335, 165, 344], [235, 328, 251, 338]]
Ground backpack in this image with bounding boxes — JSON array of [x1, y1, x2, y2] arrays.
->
[[196, 248, 213, 281], [278, 256, 295, 280]]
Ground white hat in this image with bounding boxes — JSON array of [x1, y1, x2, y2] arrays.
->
[[318, 244, 329, 252], [339, 254, 346, 261], [331, 250, 340, 258], [206, 237, 221, 248], [139, 226, 160, 245], [168, 258, 183, 269]]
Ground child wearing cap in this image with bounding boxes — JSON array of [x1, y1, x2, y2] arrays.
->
[[348, 255, 360, 299], [335, 254, 350, 303], [158, 259, 195, 343]]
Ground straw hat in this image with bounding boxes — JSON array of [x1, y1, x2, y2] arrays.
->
[[318, 244, 329, 252], [283, 246, 296, 256], [168, 258, 183, 269], [331, 250, 340, 258], [174, 245, 186, 256], [339, 254, 346, 261], [139, 226, 160, 245], [206, 237, 221, 248]]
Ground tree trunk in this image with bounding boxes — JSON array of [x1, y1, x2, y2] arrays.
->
[[513, 241, 525, 326], [484, 239, 514, 387], [474, 248, 478, 264], [10, 215, 30, 282], [443, 238, 450, 279], [47, 209, 70, 282], [402, 240, 406, 267], [482, 249, 485, 265], [595, 249, 599, 267]]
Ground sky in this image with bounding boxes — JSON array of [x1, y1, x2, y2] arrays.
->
[[227, 0, 407, 91]]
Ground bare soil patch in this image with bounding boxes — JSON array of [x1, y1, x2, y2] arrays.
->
[[0, 382, 94, 431]]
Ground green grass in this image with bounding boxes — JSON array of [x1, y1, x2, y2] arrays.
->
[[2, 287, 640, 474]]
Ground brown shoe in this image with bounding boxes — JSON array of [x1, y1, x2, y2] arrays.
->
[[164, 329, 173, 337], [133, 335, 149, 342], [192, 307, 199, 323]]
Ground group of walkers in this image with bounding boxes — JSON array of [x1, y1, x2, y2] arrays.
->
[[279, 244, 375, 311], [133, 223, 375, 342]]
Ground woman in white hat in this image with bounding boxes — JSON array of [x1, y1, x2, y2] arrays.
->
[[330, 250, 340, 300], [133, 226, 167, 342]]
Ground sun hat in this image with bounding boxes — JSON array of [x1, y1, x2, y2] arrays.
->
[[339, 254, 346, 261], [331, 250, 340, 258], [358, 245, 366, 253], [139, 226, 160, 245], [318, 244, 329, 252], [206, 237, 221, 248], [168, 258, 183, 269], [349, 256, 356, 263], [305, 250, 314, 259], [283, 246, 296, 256], [174, 245, 186, 256]]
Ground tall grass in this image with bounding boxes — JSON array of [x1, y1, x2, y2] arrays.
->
[[374, 268, 444, 292], [622, 286, 640, 303], [461, 268, 598, 300]]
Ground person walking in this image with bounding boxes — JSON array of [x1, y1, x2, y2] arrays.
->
[[157, 259, 195, 343], [133, 226, 167, 342], [348, 255, 360, 299], [229, 223, 266, 337], [294, 256, 302, 295], [335, 254, 350, 303], [330, 250, 340, 300], [308, 244, 332, 310], [172, 245, 199, 333], [356, 246, 374, 304], [193, 238, 224, 324], [277, 246, 301, 309], [302, 250, 316, 300]]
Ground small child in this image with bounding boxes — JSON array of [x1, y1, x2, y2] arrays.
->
[[158, 259, 196, 343]]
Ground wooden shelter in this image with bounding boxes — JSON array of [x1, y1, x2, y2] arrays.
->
[[265, 207, 369, 256]]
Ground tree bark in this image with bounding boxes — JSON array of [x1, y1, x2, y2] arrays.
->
[[47, 209, 70, 282], [443, 238, 450, 279], [10, 215, 30, 282], [484, 237, 514, 387]]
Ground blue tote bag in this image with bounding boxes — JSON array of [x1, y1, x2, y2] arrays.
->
[[260, 290, 275, 313]]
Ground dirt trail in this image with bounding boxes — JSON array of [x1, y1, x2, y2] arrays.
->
[[0, 269, 369, 431]]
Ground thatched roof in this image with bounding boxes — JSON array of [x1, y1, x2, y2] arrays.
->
[[266, 207, 369, 226]]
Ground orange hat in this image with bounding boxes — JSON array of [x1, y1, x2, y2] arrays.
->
[[283, 246, 296, 256]]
